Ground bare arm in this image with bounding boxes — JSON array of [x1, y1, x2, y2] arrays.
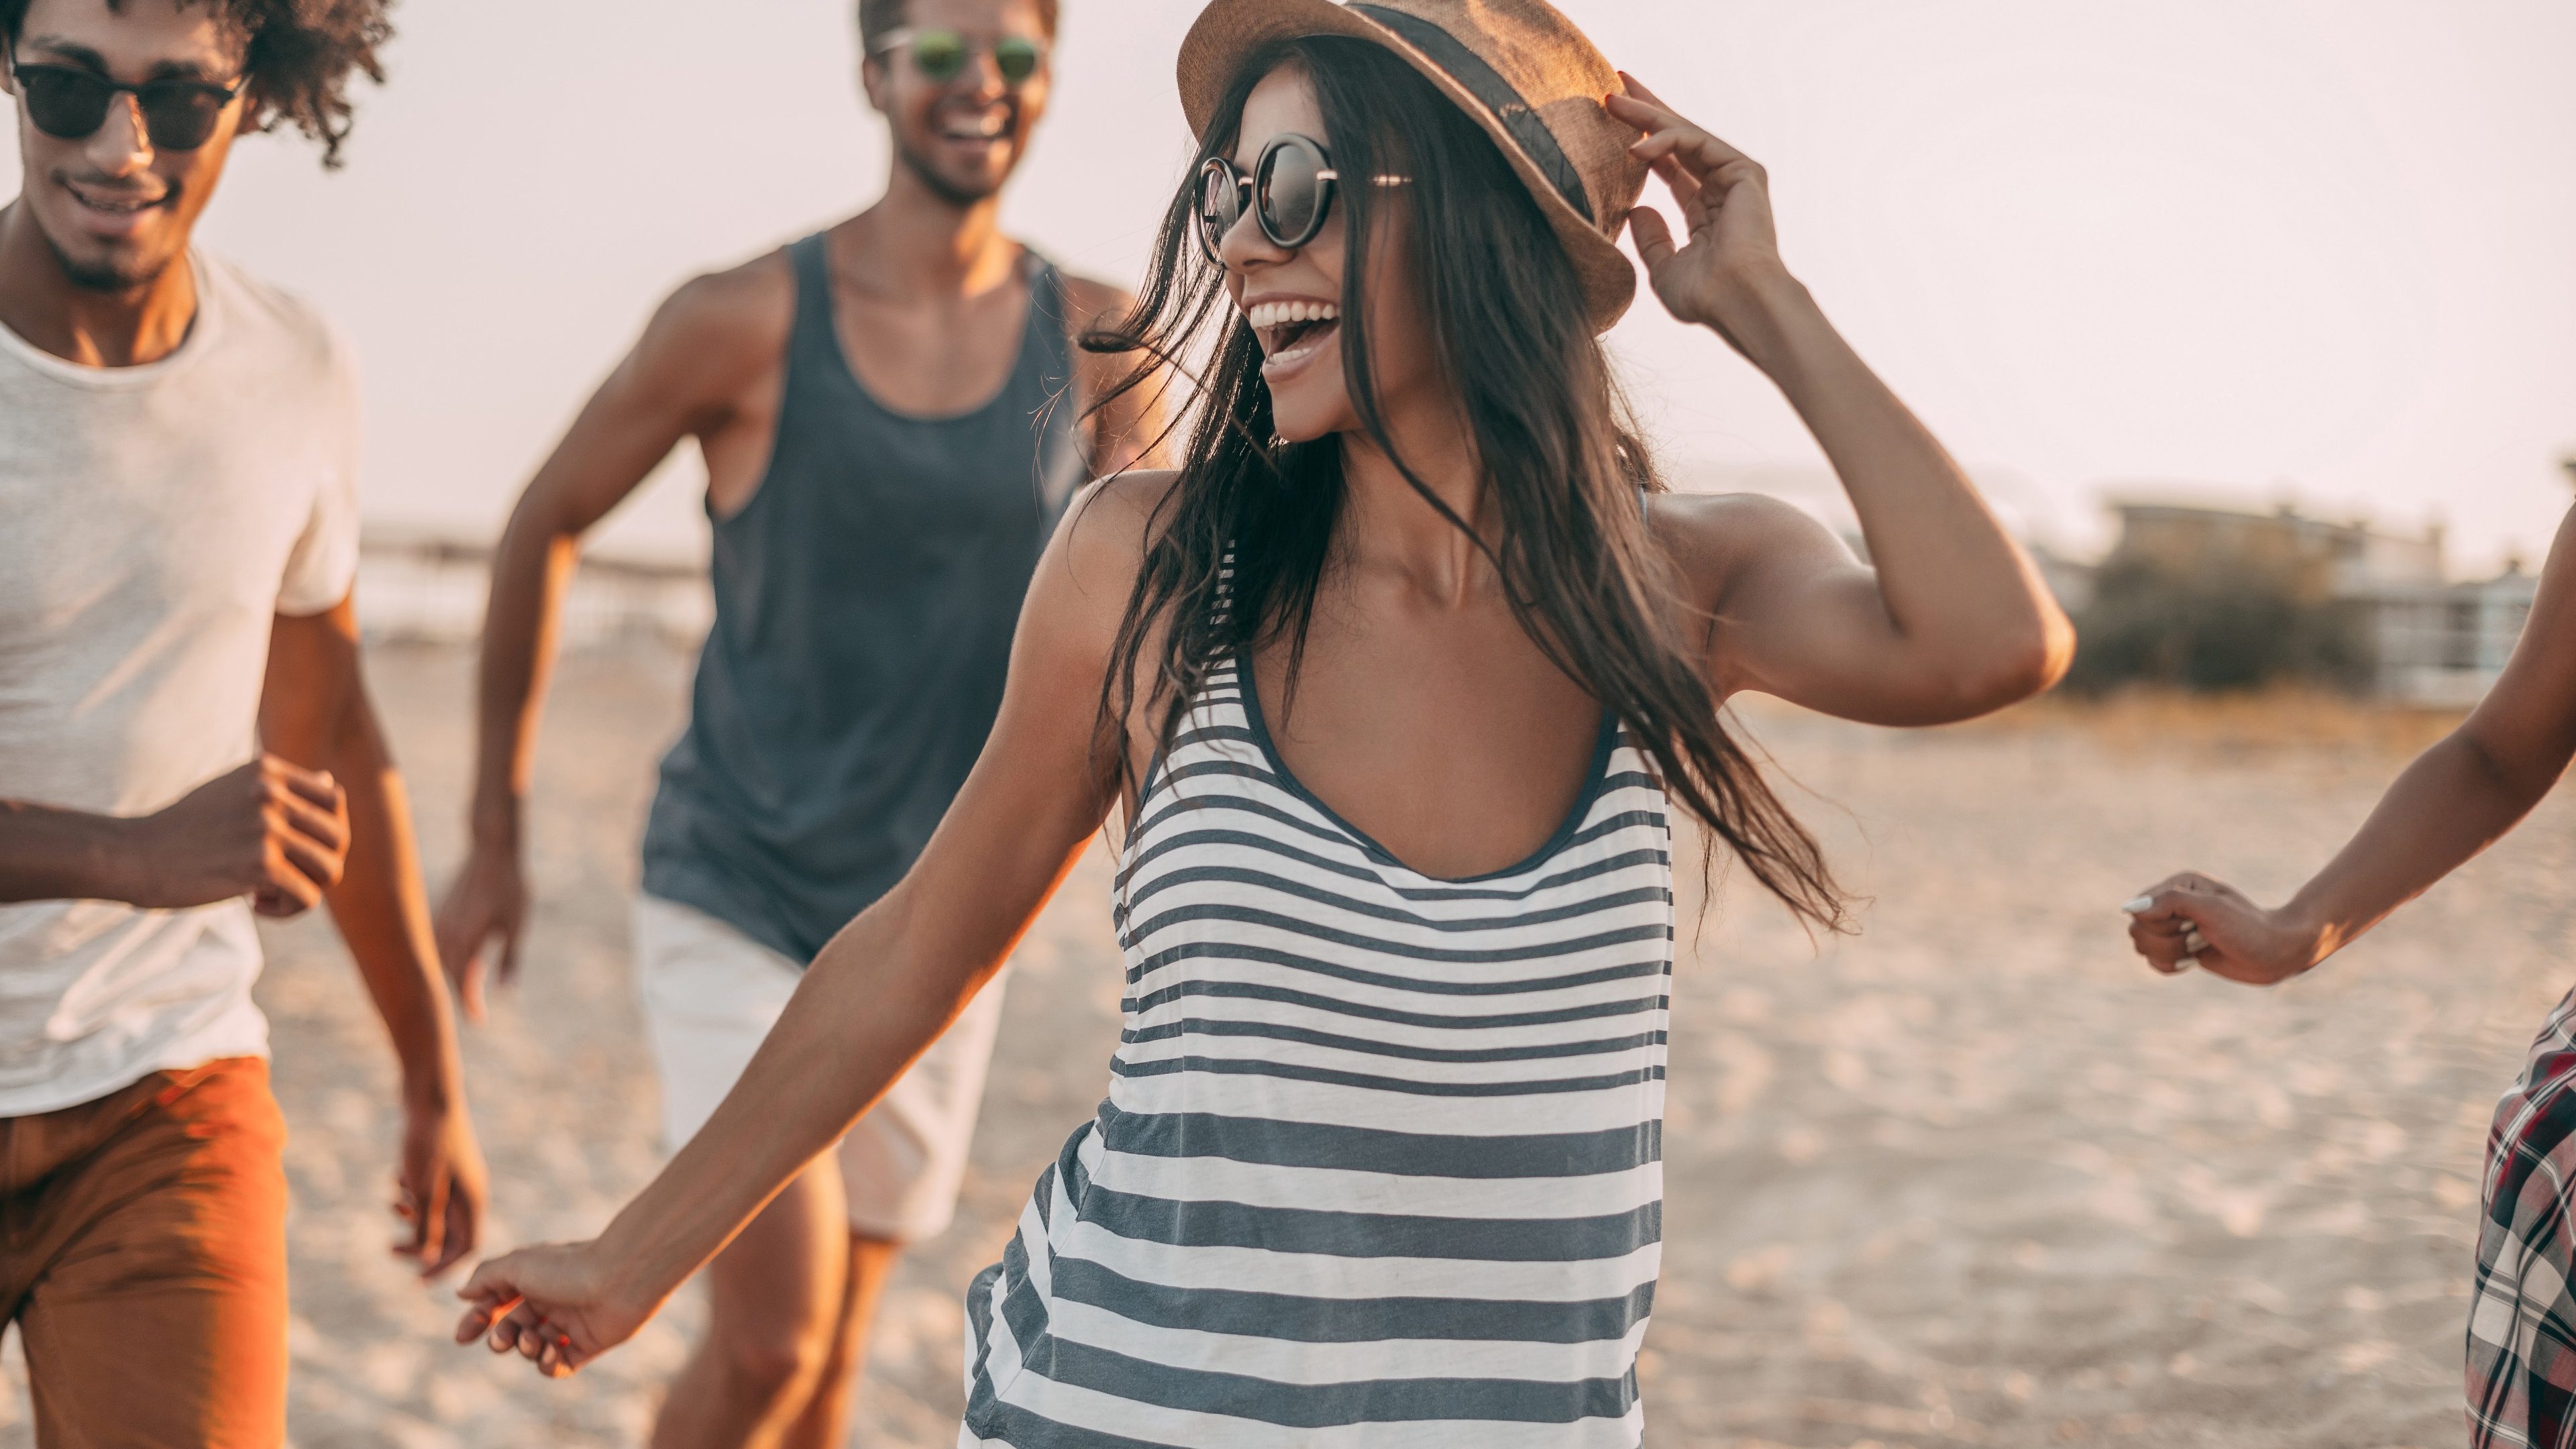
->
[[453, 472, 1169, 1375], [435, 262, 790, 1016], [0, 803, 143, 903], [0, 759, 347, 912], [266, 598, 488, 1275], [2129, 506, 2576, 983], [1611, 80, 2074, 726]]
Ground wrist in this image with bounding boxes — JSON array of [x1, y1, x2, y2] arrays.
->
[[1710, 264, 1814, 371], [592, 1207, 688, 1316], [2269, 898, 2337, 975], [468, 794, 523, 853], [400, 1059, 462, 1117]]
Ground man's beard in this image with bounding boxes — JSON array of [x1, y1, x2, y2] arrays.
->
[[893, 131, 1008, 210], [40, 214, 176, 294]]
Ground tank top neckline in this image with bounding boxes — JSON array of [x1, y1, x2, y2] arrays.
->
[[1231, 651, 1623, 885], [795, 232, 1058, 428]]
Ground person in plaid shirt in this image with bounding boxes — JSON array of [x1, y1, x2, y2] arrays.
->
[[2121, 502, 2576, 1445]]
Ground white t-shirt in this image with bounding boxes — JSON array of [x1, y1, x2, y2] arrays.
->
[[0, 253, 361, 1116]]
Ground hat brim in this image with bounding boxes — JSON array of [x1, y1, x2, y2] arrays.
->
[[1176, 0, 1638, 332]]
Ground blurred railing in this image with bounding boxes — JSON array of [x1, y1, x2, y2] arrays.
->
[[356, 533, 712, 649]]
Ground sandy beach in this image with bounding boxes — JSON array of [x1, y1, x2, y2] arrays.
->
[[1, 639, 2560, 1448]]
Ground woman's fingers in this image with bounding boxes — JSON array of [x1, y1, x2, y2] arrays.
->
[[2124, 881, 2220, 974], [1645, 150, 1706, 213], [455, 1258, 523, 1344], [452, 1248, 602, 1378], [1627, 205, 1681, 270], [2126, 914, 2196, 974]]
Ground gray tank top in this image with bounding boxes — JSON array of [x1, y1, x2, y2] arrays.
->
[[639, 231, 1086, 964]]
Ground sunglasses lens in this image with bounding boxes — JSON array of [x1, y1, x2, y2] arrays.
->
[[911, 31, 969, 80], [138, 85, 227, 150], [1195, 160, 1241, 259], [994, 37, 1041, 84], [18, 68, 112, 140], [1257, 138, 1328, 246]]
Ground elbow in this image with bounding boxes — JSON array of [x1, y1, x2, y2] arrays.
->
[[2015, 603, 2080, 700], [1921, 604, 2078, 722]]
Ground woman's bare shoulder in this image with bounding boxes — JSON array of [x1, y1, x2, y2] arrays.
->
[[1026, 470, 1183, 634], [1061, 468, 1183, 566], [1647, 490, 1855, 604]]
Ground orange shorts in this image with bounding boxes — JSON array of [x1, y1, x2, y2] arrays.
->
[[0, 1057, 288, 1448]]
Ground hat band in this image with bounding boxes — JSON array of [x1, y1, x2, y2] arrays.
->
[[1346, 4, 1595, 225]]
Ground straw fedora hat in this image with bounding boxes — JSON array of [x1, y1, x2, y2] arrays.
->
[[1177, 0, 1649, 332]]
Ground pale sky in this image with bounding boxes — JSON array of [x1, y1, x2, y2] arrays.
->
[[6, 0, 2571, 574]]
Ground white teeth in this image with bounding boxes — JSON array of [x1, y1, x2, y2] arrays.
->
[[938, 110, 1009, 140], [1245, 301, 1340, 329]]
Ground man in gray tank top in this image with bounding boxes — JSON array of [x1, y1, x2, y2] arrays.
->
[[433, 0, 1163, 1440]]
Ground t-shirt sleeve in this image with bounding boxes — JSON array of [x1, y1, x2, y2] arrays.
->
[[276, 324, 364, 617]]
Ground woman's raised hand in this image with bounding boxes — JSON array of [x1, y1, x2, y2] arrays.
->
[[2123, 873, 2324, 986], [1607, 74, 1791, 357], [453, 1238, 649, 1379]]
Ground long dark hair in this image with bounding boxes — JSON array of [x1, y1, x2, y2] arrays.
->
[[1085, 36, 1845, 930]]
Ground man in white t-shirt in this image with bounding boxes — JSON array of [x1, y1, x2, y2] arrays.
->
[[0, 0, 482, 1441]]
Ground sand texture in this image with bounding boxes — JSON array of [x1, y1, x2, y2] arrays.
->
[[2, 641, 2563, 1448]]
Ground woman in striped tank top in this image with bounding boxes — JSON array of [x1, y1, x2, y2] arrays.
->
[[458, 2, 2074, 1442]]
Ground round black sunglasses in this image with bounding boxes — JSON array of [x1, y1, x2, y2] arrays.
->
[[1195, 133, 1343, 262], [7, 48, 241, 151]]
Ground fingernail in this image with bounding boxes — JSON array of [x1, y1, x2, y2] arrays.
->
[[2123, 896, 2154, 914]]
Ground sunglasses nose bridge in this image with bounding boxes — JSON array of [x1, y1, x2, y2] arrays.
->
[[955, 48, 1012, 99], [89, 89, 154, 163], [1218, 188, 1296, 268]]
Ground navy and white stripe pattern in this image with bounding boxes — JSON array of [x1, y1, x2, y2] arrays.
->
[[961, 657, 1676, 1447]]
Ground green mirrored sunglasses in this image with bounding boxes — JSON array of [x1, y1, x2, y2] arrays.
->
[[873, 28, 1046, 87]]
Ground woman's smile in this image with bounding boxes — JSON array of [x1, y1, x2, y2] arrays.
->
[[1244, 295, 1342, 382]]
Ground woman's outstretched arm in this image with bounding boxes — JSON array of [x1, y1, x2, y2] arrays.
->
[[2127, 506, 2576, 984], [450, 472, 1172, 1376], [1609, 78, 2076, 726]]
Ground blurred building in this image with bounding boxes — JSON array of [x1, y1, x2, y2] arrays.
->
[[2106, 500, 2442, 600], [2363, 564, 2540, 706], [2100, 499, 2532, 704]]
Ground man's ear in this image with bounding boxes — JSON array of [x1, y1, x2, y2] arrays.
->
[[858, 52, 890, 116]]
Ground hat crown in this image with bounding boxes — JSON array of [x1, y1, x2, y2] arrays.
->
[[1348, 0, 1646, 236], [1178, 0, 1648, 329]]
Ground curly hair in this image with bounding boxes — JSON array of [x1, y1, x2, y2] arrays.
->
[[858, 0, 1059, 54], [1, 0, 393, 169]]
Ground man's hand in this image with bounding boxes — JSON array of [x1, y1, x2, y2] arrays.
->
[[2124, 873, 2324, 985], [455, 1238, 653, 1380], [122, 755, 350, 917], [434, 843, 529, 1021], [396, 1098, 488, 1279]]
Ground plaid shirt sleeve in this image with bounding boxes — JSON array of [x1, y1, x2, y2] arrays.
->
[[2469, 990, 2576, 1449]]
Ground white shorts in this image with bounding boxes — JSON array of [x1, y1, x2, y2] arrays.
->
[[632, 893, 1006, 1243]]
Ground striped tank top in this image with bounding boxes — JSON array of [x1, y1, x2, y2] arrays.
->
[[962, 655, 1676, 1448]]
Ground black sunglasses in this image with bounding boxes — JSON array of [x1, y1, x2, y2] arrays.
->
[[1195, 133, 1343, 263], [872, 27, 1046, 87], [7, 51, 241, 151]]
